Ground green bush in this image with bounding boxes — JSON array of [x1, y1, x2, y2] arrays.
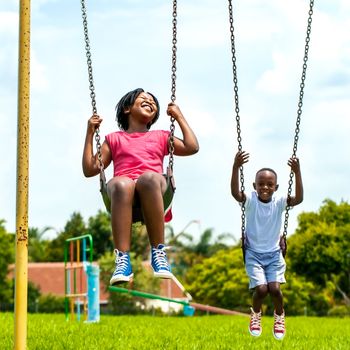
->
[[328, 305, 350, 317], [37, 294, 65, 313]]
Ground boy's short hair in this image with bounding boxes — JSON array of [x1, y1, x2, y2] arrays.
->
[[115, 88, 160, 131], [255, 167, 278, 182]]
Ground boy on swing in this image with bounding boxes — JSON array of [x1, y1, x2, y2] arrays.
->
[[231, 150, 303, 340]]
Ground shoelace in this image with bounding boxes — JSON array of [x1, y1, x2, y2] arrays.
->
[[152, 248, 169, 270], [114, 254, 129, 275], [250, 309, 261, 329], [274, 313, 285, 333]]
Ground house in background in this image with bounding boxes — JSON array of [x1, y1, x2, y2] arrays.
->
[[8, 262, 189, 313]]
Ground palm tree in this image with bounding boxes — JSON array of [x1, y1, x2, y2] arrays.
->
[[165, 222, 235, 280], [28, 226, 56, 262]]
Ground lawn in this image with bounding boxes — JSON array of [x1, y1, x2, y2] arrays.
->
[[1, 313, 349, 349]]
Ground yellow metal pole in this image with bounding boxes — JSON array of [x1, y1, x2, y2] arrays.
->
[[14, 1, 31, 349]]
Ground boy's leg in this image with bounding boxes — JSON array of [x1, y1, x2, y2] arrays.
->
[[265, 248, 286, 341], [265, 250, 286, 316], [108, 176, 135, 284], [245, 249, 268, 337], [268, 282, 283, 314], [252, 284, 269, 313], [269, 282, 286, 340], [249, 284, 268, 337], [136, 172, 172, 278]]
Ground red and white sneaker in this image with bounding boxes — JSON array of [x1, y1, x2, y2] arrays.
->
[[249, 307, 262, 337], [273, 310, 286, 340]]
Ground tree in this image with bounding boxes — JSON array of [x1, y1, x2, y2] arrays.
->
[[166, 227, 234, 280], [45, 212, 87, 261], [28, 226, 53, 262], [130, 222, 152, 260], [288, 200, 350, 285], [185, 247, 250, 312], [0, 220, 15, 304], [288, 199, 350, 308], [87, 210, 113, 259]]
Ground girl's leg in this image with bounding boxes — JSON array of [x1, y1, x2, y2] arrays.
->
[[136, 172, 167, 246], [252, 284, 268, 312], [107, 176, 135, 252], [268, 282, 284, 314]]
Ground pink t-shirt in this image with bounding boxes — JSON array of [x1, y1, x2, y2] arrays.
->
[[105, 130, 170, 180]]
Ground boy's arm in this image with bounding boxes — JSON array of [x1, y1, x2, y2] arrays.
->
[[166, 103, 199, 156], [82, 115, 112, 177], [287, 157, 304, 206], [231, 151, 249, 203]]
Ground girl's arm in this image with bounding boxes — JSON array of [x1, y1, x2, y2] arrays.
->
[[166, 103, 199, 156], [82, 115, 112, 177], [231, 151, 249, 202], [287, 157, 304, 206]]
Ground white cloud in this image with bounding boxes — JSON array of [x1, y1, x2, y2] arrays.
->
[[256, 52, 300, 94], [0, 10, 17, 34], [31, 51, 48, 91]]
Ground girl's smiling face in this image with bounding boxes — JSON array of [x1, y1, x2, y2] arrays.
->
[[130, 92, 158, 119], [253, 170, 279, 203]]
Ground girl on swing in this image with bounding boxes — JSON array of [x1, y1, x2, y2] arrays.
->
[[82, 88, 199, 285]]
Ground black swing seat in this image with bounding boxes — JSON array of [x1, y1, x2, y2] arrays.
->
[[99, 167, 175, 223]]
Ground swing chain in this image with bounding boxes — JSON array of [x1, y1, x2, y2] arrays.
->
[[81, 0, 104, 170], [169, 0, 178, 170], [228, 0, 246, 244], [282, 0, 314, 240]]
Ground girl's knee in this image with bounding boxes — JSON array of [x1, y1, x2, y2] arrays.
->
[[108, 177, 135, 197], [136, 172, 165, 191]]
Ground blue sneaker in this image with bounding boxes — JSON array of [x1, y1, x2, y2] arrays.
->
[[151, 244, 173, 279], [109, 249, 133, 285]]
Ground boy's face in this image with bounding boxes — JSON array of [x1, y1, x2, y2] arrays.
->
[[253, 170, 279, 203]]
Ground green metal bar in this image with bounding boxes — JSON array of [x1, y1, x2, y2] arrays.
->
[[65, 234, 93, 262], [109, 286, 189, 306]]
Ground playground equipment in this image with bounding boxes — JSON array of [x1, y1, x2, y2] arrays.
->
[[109, 285, 247, 317], [64, 234, 100, 322], [110, 285, 194, 316]]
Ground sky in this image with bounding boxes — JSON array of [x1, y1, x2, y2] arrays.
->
[[1, 0, 349, 244]]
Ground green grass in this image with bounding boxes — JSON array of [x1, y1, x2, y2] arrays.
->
[[1, 313, 349, 349]]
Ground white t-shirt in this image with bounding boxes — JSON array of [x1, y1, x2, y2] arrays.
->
[[242, 192, 287, 253]]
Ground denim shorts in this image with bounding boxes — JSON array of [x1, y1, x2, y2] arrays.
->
[[245, 248, 286, 289]]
